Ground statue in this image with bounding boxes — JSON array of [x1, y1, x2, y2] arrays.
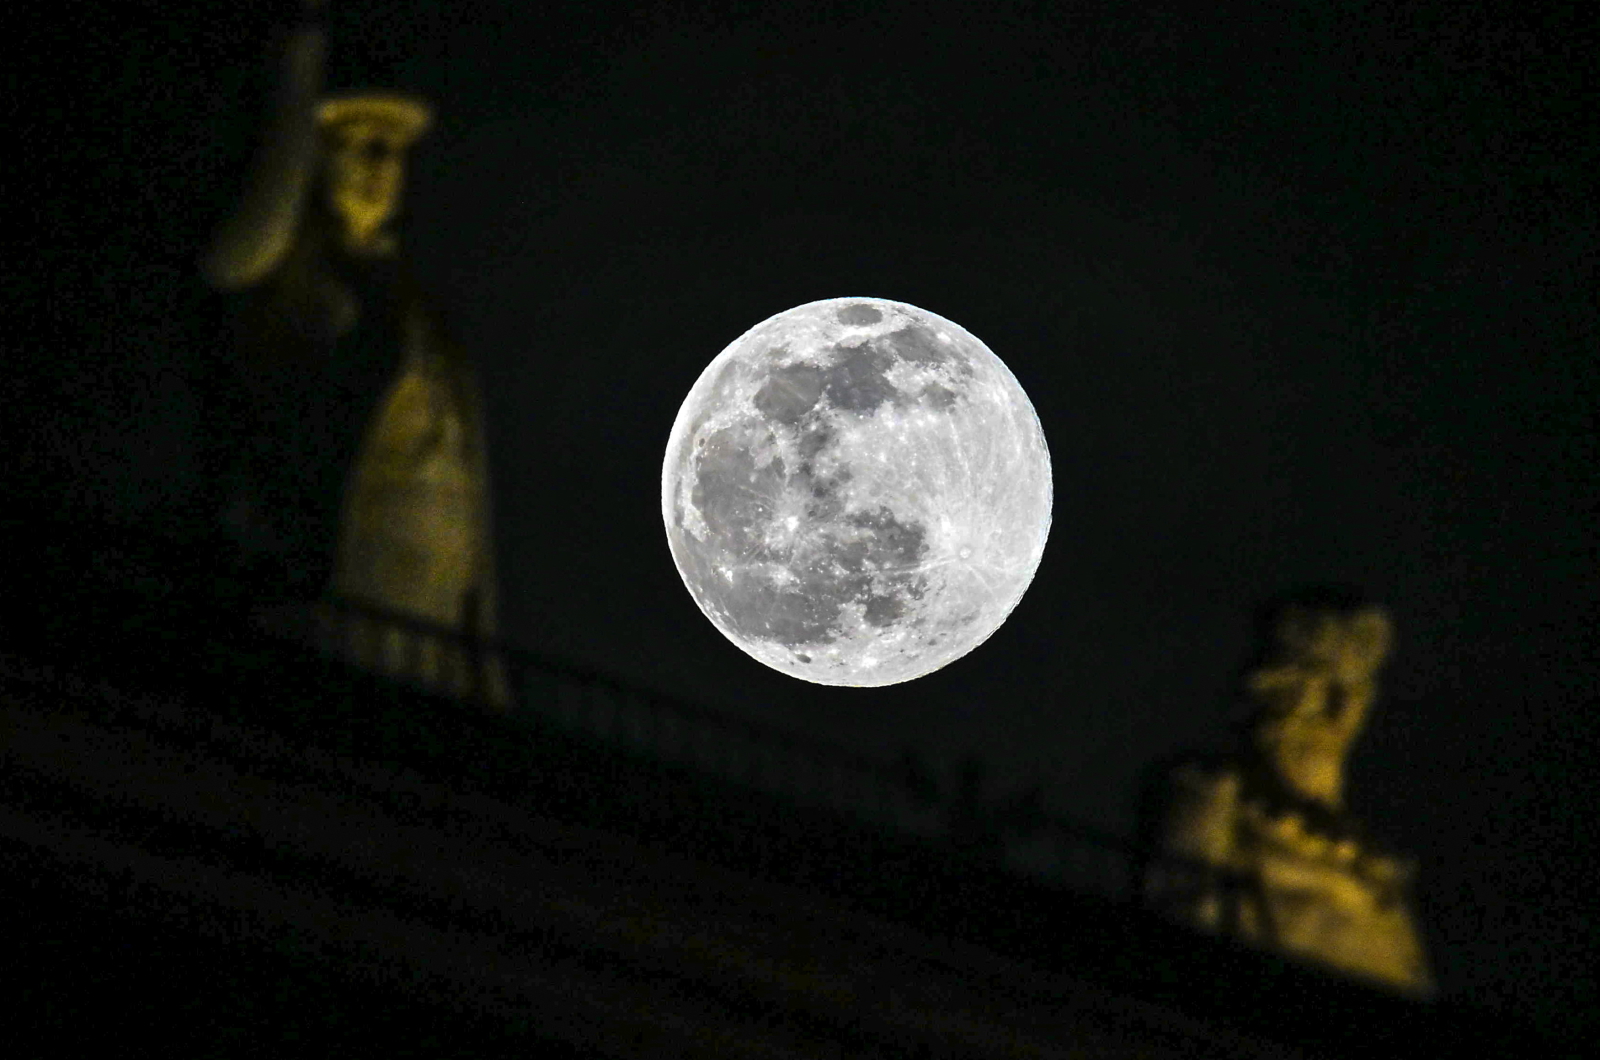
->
[[1140, 588, 1433, 995], [199, 2, 507, 708]]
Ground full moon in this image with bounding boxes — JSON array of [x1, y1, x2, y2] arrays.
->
[[662, 297, 1051, 687]]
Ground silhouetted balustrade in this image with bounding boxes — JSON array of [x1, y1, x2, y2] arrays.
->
[[8, 510, 1224, 923]]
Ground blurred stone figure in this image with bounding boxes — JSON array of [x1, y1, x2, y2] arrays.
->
[[200, 3, 506, 708], [1142, 588, 1432, 995]]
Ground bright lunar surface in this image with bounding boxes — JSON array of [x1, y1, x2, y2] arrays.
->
[[662, 297, 1052, 687]]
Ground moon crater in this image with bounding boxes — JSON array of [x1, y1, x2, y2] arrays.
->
[[663, 297, 1051, 687]]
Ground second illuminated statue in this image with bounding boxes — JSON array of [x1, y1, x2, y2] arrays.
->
[[1142, 589, 1433, 995]]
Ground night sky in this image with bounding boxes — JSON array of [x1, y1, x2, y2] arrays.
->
[[20, 0, 1594, 1037]]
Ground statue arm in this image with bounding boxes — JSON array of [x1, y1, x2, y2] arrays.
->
[[1328, 608, 1390, 737], [199, 20, 327, 290]]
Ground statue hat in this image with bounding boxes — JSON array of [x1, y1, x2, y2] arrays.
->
[[317, 92, 434, 144]]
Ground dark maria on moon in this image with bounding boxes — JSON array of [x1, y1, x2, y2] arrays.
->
[[663, 297, 1052, 687]]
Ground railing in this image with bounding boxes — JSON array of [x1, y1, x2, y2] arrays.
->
[[9, 510, 1171, 906], [6, 516, 1470, 1027], [295, 591, 1150, 899]]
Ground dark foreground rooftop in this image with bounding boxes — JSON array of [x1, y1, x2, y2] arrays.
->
[[1, 518, 1568, 1058]]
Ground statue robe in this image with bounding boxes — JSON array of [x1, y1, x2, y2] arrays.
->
[[214, 214, 505, 704], [1142, 755, 1433, 995]]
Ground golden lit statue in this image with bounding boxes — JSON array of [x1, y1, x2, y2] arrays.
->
[[201, 5, 506, 707], [1142, 589, 1432, 995]]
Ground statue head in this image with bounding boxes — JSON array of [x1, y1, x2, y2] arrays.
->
[[317, 93, 433, 255], [1243, 587, 1393, 809]]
